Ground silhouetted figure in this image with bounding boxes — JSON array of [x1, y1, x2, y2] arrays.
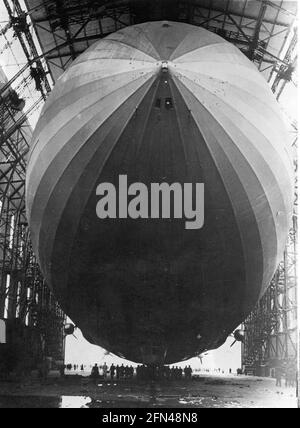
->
[[120, 364, 125, 379], [184, 365, 192, 379], [184, 366, 188, 379], [179, 367, 183, 379], [110, 364, 116, 380], [91, 363, 99, 379], [102, 362, 108, 380], [170, 367, 175, 380], [129, 366, 134, 379], [30, 66, 44, 93], [116, 365, 120, 379]]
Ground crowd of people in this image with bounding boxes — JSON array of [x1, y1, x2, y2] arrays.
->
[[65, 364, 85, 372], [91, 363, 134, 380], [89, 363, 193, 381], [136, 365, 193, 380], [64, 361, 297, 388]]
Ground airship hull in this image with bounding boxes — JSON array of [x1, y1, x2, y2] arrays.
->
[[26, 21, 293, 364]]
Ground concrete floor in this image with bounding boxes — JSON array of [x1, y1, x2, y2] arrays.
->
[[0, 374, 297, 408]]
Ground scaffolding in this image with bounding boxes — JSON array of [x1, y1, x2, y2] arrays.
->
[[242, 214, 297, 376], [0, 0, 297, 374], [242, 12, 298, 375], [0, 17, 64, 371]]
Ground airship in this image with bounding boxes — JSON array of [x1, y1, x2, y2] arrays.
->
[[26, 21, 294, 364]]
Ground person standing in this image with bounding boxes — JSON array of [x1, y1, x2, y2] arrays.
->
[[110, 364, 116, 380], [91, 363, 99, 380], [184, 366, 189, 379], [102, 362, 108, 380], [187, 365, 193, 379]]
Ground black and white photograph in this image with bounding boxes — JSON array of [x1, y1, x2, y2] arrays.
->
[[0, 0, 298, 410]]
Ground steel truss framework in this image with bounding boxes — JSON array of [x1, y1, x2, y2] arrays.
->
[[0, 0, 64, 368], [0, 0, 297, 371], [22, 0, 298, 82], [242, 214, 297, 375], [0, 107, 65, 366], [0, 200, 65, 361]]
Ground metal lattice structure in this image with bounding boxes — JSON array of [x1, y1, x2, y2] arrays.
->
[[242, 214, 297, 375], [0, 0, 297, 373], [242, 11, 297, 373], [0, 44, 64, 371], [20, 0, 297, 82]]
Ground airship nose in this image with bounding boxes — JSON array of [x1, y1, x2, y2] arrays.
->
[[161, 61, 169, 72]]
